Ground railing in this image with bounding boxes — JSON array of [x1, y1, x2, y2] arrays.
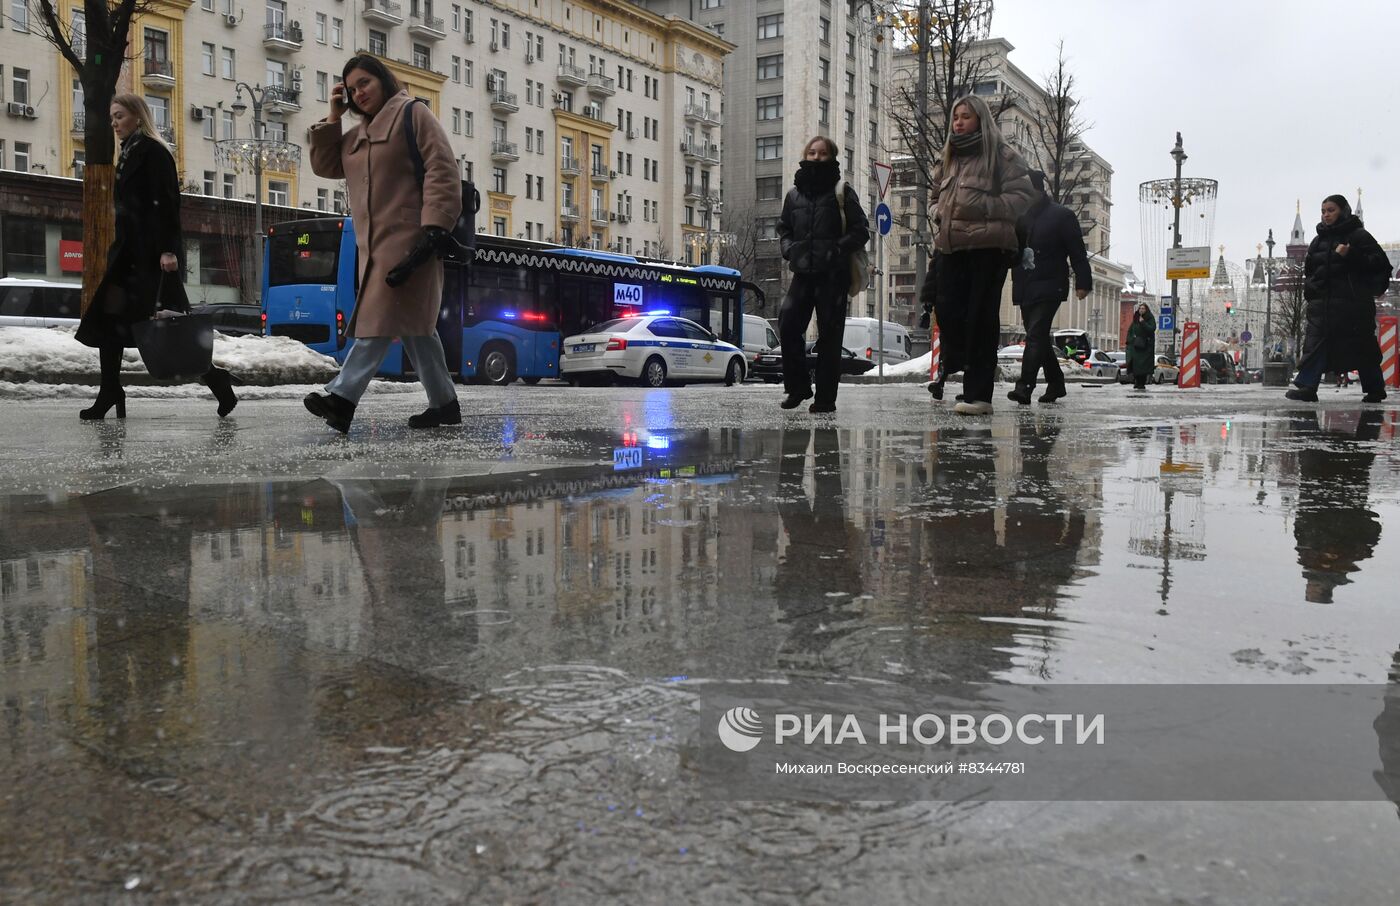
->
[[143, 58, 173, 78], [269, 87, 301, 107], [591, 208, 610, 223], [490, 89, 518, 109], [590, 165, 610, 180], [264, 23, 304, 44], [363, 0, 404, 20], [680, 140, 705, 158], [71, 112, 85, 133], [410, 13, 444, 32], [587, 72, 616, 93], [557, 63, 587, 84], [560, 204, 580, 219], [491, 140, 518, 157], [559, 157, 581, 175]]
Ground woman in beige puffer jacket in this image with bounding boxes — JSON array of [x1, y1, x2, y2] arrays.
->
[[928, 94, 1035, 415]]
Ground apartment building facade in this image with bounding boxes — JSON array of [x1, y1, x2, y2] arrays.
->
[[0, 0, 732, 272], [641, 0, 889, 316]]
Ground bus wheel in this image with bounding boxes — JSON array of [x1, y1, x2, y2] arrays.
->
[[642, 356, 667, 388], [478, 344, 516, 386], [724, 357, 744, 386], [522, 376, 541, 385]]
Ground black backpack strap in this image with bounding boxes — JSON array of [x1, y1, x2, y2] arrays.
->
[[402, 99, 426, 188]]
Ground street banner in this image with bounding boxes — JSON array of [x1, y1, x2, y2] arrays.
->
[[1178, 321, 1201, 388], [1380, 316, 1399, 389]]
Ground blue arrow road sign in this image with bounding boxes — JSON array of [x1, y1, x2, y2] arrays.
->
[[876, 203, 893, 236], [1159, 314, 1174, 331]]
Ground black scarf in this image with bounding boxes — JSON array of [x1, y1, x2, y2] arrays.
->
[[951, 131, 983, 155], [116, 131, 143, 180], [794, 158, 840, 197], [1317, 213, 1362, 238]]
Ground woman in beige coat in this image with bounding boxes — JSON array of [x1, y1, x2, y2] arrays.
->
[[303, 54, 463, 434], [929, 94, 1035, 415]]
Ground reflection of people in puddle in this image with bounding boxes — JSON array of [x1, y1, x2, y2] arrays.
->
[[1004, 419, 1086, 615], [774, 428, 863, 667], [1375, 648, 1400, 817], [1293, 410, 1383, 603], [332, 478, 459, 666], [79, 490, 195, 746]]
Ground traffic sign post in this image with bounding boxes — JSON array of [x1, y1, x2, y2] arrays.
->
[[875, 203, 892, 236], [1159, 314, 1174, 332], [872, 161, 893, 200]]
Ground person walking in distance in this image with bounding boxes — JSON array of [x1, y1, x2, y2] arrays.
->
[[75, 94, 239, 420], [776, 136, 870, 414], [1007, 170, 1091, 405], [1287, 194, 1391, 404], [304, 55, 464, 434], [1125, 303, 1156, 391], [929, 95, 1036, 416]]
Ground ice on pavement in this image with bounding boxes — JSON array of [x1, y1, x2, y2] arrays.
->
[[0, 325, 341, 384]]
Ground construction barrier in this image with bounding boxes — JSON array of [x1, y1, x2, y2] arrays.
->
[[1178, 321, 1201, 388], [929, 326, 941, 383], [1379, 316, 1398, 389]]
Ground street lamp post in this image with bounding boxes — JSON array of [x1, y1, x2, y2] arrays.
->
[[1168, 133, 1187, 359], [1264, 229, 1275, 361], [215, 82, 301, 304]]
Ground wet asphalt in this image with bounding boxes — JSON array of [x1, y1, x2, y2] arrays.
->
[[1, 381, 1399, 904]]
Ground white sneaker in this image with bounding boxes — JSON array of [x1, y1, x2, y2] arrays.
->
[[953, 400, 993, 416]]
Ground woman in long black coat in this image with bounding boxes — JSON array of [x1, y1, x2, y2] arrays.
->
[[75, 94, 237, 419], [1287, 194, 1390, 404], [1124, 303, 1156, 390]]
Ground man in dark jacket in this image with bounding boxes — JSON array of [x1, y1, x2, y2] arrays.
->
[[1007, 171, 1092, 405], [776, 137, 870, 413]]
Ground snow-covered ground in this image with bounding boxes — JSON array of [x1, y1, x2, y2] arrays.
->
[[0, 325, 341, 385]]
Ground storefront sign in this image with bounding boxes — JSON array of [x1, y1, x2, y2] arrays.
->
[[59, 240, 84, 273]]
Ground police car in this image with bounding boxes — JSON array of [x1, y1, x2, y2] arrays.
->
[[561, 315, 747, 387]]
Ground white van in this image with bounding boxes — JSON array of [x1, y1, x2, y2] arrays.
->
[[710, 310, 779, 359], [0, 278, 83, 329], [842, 317, 911, 367]]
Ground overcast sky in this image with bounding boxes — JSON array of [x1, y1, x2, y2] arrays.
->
[[988, 0, 1398, 287]]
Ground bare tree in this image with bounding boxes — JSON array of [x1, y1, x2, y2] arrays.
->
[[883, 1, 1005, 201], [32, 0, 156, 312], [716, 204, 761, 277], [1273, 262, 1307, 358], [1017, 42, 1095, 220]]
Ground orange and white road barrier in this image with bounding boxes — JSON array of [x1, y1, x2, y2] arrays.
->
[[1178, 321, 1201, 388], [929, 326, 942, 384], [1379, 316, 1398, 389]]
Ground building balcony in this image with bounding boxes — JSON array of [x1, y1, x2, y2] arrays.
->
[[263, 22, 304, 52], [362, 0, 404, 27], [407, 13, 445, 40], [266, 87, 302, 113], [591, 208, 610, 225], [703, 107, 722, 126], [684, 183, 702, 200], [489, 89, 518, 113], [141, 58, 176, 90], [680, 140, 705, 161], [71, 112, 85, 135], [158, 126, 176, 146], [559, 156, 581, 177], [557, 64, 587, 87], [560, 204, 580, 222], [491, 140, 519, 161], [701, 144, 721, 165], [586, 72, 616, 96], [590, 165, 612, 182]]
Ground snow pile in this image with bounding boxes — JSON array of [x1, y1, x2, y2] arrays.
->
[[885, 351, 934, 376], [0, 326, 340, 384]]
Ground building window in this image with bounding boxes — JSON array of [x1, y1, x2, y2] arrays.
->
[[700, 0, 723, 7], [819, 18, 829, 43], [463, 111, 473, 136], [756, 176, 782, 201], [220, 109, 235, 140], [819, 58, 830, 86], [756, 14, 782, 39], [756, 95, 782, 121], [492, 166, 506, 193], [451, 55, 460, 81], [452, 107, 461, 133], [818, 97, 830, 126], [202, 170, 216, 194], [268, 180, 289, 206], [847, 32, 856, 58], [331, 17, 343, 47], [14, 141, 30, 172], [844, 109, 855, 134], [756, 136, 782, 161], [368, 30, 387, 56], [316, 71, 328, 102], [13, 68, 30, 104], [846, 71, 856, 95], [202, 108, 216, 139], [757, 54, 782, 80], [201, 42, 215, 76], [333, 189, 346, 213], [316, 188, 328, 210], [413, 43, 431, 70], [493, 217, 507, 236], [222, 173, 236, 198], [221, 47, 235, 79], [9, 0, 29, 31]]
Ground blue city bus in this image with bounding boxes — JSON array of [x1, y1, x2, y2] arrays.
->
[[263, 217, 763, 385]]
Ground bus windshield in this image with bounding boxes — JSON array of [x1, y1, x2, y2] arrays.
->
[[268, 228, 342, 287]]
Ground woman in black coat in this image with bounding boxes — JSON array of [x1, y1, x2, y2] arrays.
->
[[1124, 303, 1156, 390], [1286, 194, 1390, 403], [75, 94, 237, 419], [776, 136, 870, 414]]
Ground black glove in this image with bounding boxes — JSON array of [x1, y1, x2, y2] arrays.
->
[[918, 311, 931, 330], [424, 225, 466, 259], [385, 229, 438, 287]]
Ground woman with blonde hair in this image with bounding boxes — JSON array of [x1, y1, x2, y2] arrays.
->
[[75, 93, 238, 419], [928, 95, 1036, 415]]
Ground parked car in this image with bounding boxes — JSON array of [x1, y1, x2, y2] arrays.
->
[[1154, 354, 1180, 385], [190, 303, 264, 337], [561, 315, 747, 387], [1081, 348, 1120, 379], [0, 277, 82, 328], [1198, 352, 1236, 384], [709, 309, 778, 371], [751, 342, 876, 383]]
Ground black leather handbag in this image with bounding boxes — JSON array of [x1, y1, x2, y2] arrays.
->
[[132, 276, 214, 379]]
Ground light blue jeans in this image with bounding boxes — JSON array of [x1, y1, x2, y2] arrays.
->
[[326, 335, 458, 407]]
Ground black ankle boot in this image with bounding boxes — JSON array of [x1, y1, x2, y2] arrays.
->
[[304, 392, 355, 434], [204, 367, 239, 418], [79, 387, 126, 421], [408, 399, 461, 428]]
